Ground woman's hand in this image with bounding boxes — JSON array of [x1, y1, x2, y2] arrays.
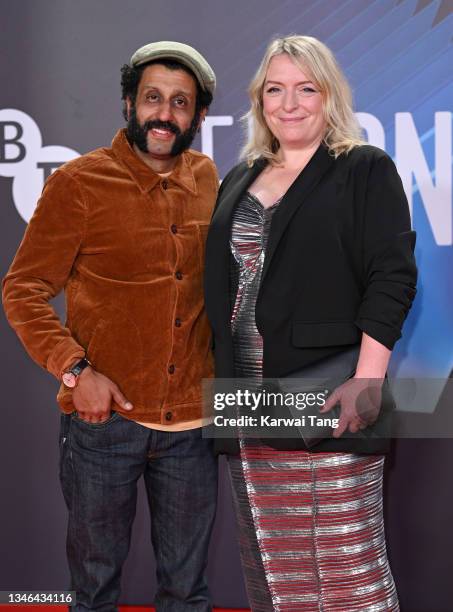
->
[[319, 376, 383, 438], [319, 332, 391, 438]]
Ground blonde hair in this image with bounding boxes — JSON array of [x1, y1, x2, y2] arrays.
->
[[241, 35, 364, 165]]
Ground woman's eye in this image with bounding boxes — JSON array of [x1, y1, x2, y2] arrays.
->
[[266, 86, 280, 94], [300, 86, 316, 94]]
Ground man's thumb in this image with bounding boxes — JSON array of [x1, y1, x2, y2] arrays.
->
[[111, 385, 133, 410]]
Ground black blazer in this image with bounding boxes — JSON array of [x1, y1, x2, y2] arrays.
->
[[204, 144, 417, 455]]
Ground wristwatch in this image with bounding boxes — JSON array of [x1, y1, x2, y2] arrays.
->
[[62, 358, 91, 388]]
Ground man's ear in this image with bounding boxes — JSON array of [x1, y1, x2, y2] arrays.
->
[[125, 97, 132, 120], [197, 107, 208, 131]]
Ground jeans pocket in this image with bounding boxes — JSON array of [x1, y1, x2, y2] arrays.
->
[[71, 410, 122, 428]]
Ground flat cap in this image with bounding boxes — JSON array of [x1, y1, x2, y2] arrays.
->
[[130, 41, 216, 95]]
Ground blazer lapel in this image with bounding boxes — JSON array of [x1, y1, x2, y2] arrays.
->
[[212, 159, 267, 228], [261, 144, 334, 282], [206, 159, 267, 336]]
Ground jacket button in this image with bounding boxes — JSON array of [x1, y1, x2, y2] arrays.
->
[[171, 224, 177, 234], [168, 364, 175, 374], [175, 318, 181, 327], [165, 411, 172, 421], [162, 180, 168, 190], [175, 271, 183, 280]]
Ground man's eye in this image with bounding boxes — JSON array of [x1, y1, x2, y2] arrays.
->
[[173, 97, 187, 107], [146, 93, 159, 102]]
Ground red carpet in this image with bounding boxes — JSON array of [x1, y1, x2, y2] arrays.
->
[[0, 607, 249, 611]]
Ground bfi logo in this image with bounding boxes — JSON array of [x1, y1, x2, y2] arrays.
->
[[0, 108, 451, 246], [0, 109, 79, 223]]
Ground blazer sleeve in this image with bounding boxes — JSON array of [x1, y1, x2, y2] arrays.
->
[[354, 152, 417, 350]]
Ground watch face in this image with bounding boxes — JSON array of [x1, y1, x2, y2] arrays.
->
[[62, 372, 77, 388]]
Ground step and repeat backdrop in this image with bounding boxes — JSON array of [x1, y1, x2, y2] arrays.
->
[[1, 1, 452, 610]]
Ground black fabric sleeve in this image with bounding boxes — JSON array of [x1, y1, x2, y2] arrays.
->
[[355, 152, 417, 349]]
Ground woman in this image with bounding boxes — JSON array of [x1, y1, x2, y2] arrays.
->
[[205, 36, 417, 611]]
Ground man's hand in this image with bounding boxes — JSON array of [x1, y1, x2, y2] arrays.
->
[[319, 377, 383, 438], [72, 367, 133, 423]]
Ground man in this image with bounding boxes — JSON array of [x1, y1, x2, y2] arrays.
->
[[2, 41, 219, 611]]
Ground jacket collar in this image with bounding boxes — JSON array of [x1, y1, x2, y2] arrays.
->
[[261, 142, 335, 282], [205, 144, 335, 333], [212, 143, 334, 256], [111, 128, 198, 196]]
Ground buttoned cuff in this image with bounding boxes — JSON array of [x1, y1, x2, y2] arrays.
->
[[47, 336, 86, 379]]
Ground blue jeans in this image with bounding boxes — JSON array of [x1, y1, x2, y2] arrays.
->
[[59, 412, 218, 611]]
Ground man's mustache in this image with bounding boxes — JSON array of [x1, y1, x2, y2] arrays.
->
[[143, 120, 181, 136]]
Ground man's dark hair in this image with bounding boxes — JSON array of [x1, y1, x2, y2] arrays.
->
[[120, 58, 213, 121]]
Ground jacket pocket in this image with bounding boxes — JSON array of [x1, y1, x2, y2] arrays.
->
[[292, 321, 361, 348]]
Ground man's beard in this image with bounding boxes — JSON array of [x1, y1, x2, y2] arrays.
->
[[126, 106, 200, 157]]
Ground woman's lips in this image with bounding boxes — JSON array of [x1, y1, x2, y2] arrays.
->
[[279, 117, 306, 122]]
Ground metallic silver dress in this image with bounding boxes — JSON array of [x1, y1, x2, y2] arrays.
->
[[228, 191, 399, 612]]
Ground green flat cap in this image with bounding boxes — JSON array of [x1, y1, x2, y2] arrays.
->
[[130, 41, 216, 95]]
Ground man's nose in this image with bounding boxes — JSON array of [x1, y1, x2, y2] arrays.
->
[[157, 100, 173, 122]]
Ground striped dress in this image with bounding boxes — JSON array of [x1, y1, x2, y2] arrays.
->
[[228, 191, 399, 612]]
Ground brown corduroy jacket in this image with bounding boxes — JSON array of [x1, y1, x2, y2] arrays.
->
[[2, 129, 218, 424]]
